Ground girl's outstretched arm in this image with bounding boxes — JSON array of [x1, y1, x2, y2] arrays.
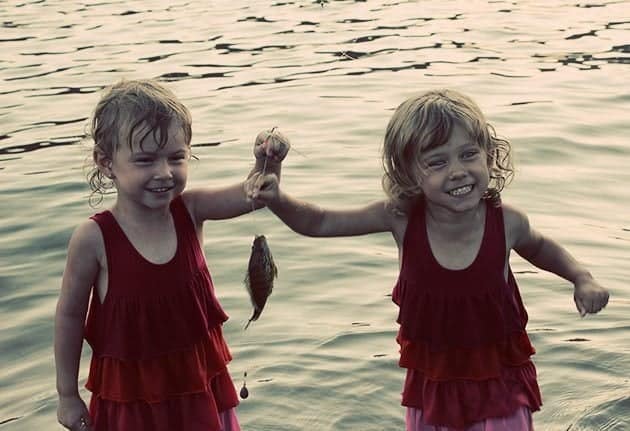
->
[[504, 204, 609, 316], [55, 221, 101, 430], [246, 172, 402, 238], [184, 129, 290, 224]]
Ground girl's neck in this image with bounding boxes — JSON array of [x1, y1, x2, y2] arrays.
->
[[425, 200, 486, 237], [109, 199, 178, 265], [111, 200, 172, 230]]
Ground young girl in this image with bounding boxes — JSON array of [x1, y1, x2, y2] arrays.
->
[[54, 79, 289, 431], [246, 89, 609, 430]]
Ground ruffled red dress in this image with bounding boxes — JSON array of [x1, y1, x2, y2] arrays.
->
[[84, 196, 239, 431], [392, 199, 542, 429]]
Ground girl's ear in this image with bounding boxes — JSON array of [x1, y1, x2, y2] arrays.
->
[[94, 148, 114, 179]]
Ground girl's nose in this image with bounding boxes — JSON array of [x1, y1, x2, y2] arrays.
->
[[153, 158, 173, 179], [448, 160, 466, 179]]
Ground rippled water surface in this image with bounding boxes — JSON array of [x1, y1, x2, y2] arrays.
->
[[1, 1, 629, 430]]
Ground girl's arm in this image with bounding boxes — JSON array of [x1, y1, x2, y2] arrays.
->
[[247, 173, 401, 237], [54, 221, 101, 430], [505, 204, 609, 316], [184, 129, 290, 223]]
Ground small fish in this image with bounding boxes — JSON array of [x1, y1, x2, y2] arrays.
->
[[244, 235, 277, 329]]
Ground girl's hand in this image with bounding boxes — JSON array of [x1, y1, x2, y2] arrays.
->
[[573, 276, 609, 317], [58, 394, 93, 431], [254, 128, 290, 163], [245, 172, 280, 205]]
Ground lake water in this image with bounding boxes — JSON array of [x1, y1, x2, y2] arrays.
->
[[1, 1, 629, 430]]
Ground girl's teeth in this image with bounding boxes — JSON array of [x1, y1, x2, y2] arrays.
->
[[450, 185, 472, 196]]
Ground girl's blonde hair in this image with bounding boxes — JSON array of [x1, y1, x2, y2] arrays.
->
[[86, 79, 192, 205], [382, 89, 513, 212]]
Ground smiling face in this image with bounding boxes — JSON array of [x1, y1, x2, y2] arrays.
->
[[418, 122, 490, 215], [87, 80, 193, 206], [101, 120, 190, 212], [382, 89, 513, 213]]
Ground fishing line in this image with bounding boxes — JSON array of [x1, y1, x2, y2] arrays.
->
[[249, 126, 276, 221], [240, 127, 277, 400]]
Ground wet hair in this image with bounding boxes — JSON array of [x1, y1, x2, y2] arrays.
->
[[86, 79, 192, 205], [382, 89, 513, 213]]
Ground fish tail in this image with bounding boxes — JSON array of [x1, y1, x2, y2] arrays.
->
[[244, 308, 261, 330], [244, 318, 253, 330]]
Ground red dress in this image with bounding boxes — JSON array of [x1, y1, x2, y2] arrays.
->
[[84, 195, 239, 431], [392, 199, 542, 429]]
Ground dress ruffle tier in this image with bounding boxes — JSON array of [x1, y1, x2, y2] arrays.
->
[[86, 325, 231, 402], [84, 268, 237, 430], [89, 369, 238, 431], [397, 330, 535, 381], [85, 268, 228, 359], [393, 273, 528, 350], [401, 363, 540, 430], [393, 276, 542, 429]]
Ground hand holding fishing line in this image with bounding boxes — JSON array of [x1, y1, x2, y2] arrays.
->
[[247, 172, 281, 203], [247, 127, 290, 201], [254, 127, 290, 163]]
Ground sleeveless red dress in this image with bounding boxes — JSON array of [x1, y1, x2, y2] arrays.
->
[[392, 199, 542, 429], [84, 195, 238, 431]]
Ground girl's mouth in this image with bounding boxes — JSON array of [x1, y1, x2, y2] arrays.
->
[[448, 185, 473, 196], [147, 186, 174, 193]]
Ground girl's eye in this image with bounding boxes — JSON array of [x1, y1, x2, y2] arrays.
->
[[462, 150, 479, 159], [427, 159, 446, 168], [134, 158, 153, 164]]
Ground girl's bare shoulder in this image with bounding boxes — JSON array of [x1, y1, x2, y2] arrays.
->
[[500, 201, 529, 227], [383, 199, 409, 245], [499, 201, 534, 249], [361, 198, 408, 228], [67, 218, 105, 263]]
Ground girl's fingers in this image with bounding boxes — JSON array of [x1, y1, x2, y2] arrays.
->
[[254, 128, 289, 161], [263, 130, 290, 159], [245, 173, 261, 199], [246, 173, 275, 200], [71, 415, 91, 431], [255, 175, 273, 193], [575, 289, 609, 316], [589, 290, 609, 313], [254, 173, 267, 189], [586, 299, 595, 313], [255, 130, 270, 147], [574, 296, 587, 317], [256, 174, 279, 199]]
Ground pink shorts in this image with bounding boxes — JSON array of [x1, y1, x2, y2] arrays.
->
[[406, 405, 533, 431], [219, 408, 240, 431]]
